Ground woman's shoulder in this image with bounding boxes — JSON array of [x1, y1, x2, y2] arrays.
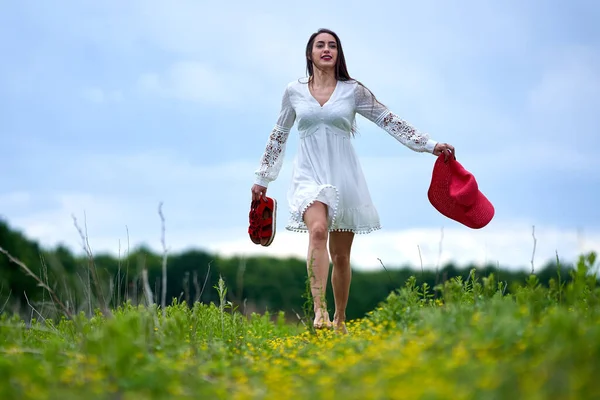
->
[[339, 78, 360, 92], [281, 77, 360, 96], [285, 77, 309, 89], [276, 78, 306, 97], [340, 78, 359, 85], [284, 77, 359, 87]]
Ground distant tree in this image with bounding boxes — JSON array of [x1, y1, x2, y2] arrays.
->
[[0, 218, 583, 321]]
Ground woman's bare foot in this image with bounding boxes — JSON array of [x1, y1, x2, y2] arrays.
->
[[333, 314, 348, 334], [334, 323, 348, 334], [313, 308, 332, 329]]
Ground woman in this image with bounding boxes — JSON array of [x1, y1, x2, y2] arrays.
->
[[251, 28, 455, 333]]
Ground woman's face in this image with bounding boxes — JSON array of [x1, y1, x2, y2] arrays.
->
[[310, 32, 338, 71]]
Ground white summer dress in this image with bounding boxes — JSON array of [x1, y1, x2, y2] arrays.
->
[[254, 78, 438, 234]]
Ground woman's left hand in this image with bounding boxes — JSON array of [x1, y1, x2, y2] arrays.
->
[[433, 143, 456, 162]]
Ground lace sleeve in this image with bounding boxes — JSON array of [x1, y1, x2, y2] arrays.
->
[[254, 86, 296, 187], [355, 83, 437, 153]]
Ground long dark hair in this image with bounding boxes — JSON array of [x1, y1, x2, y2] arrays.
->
[[303, 28, 384, 134], [305, 28, 352, 82]]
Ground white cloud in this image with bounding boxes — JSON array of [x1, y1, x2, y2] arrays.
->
[[2, 152, 598, 272], [195, 221, 600, 272], [136, 61, 268, 107], [8, 192, 138, 251], [82, 87, 124, 104], [128, 0, 248, 55], [127, 0, 310, 76], [13, 210, 595, 273], [0, 192, 31, 209], [529, 45, 600, 113], [136, 74, 160, 92]]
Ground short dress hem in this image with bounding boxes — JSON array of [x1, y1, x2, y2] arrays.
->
[[285, 183, 383, 235], [285, 225, 383, 235], [285, 183, 339, 231]]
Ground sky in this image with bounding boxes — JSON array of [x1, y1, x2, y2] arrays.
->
[[1, 0, 599, 272]]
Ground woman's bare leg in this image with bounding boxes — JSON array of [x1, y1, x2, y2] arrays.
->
[[329, 230, 354, 334], [303, 201, 332, 328]]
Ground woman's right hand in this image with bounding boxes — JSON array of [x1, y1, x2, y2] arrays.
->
[[433, 142, 456, 163], [251, 184, 268, 201]]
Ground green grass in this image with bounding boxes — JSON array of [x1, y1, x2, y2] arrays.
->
[[1, 252, 600, 399]]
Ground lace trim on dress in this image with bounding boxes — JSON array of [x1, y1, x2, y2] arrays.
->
[[286, 185, 382, 235], [329, 225, 381, 234], [287, 224, 381, 235], [255, 125, 290, 183], [286, 184, 339, 232], [377, 112, 430, 151]]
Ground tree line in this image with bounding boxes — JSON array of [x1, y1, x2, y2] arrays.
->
[[0, 218, 581, 321]]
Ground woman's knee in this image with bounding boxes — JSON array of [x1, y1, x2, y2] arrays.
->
[[331, 253, 350, 268], [304, 202, 329, 244], [329, 231, 354, 268], [309, 221, 328, 243]]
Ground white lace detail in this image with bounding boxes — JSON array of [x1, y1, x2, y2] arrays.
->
[[286, 184, 382, 234], [354, 82, 386, 123], [255, 125, 290, 184], [354, 82, 434, 153], [330, 226, 381, 234], [254, 85, 296, 187], [287, 226, 381, 234], [287, 184, 339, 231], [377, 112, 431, 152]]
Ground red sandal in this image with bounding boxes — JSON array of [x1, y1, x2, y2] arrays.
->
[[260, 197, 277, 247], [248, 197, 277, 246], [248, 200, 262, 245]]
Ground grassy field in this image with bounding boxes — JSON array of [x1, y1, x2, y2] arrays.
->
[[1, 252, 600, 399]]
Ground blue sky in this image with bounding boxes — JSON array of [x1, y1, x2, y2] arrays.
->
[[1, 0, 599, 271]]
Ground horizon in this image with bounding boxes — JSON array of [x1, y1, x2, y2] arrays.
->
[[0, 216, 584, 274]]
